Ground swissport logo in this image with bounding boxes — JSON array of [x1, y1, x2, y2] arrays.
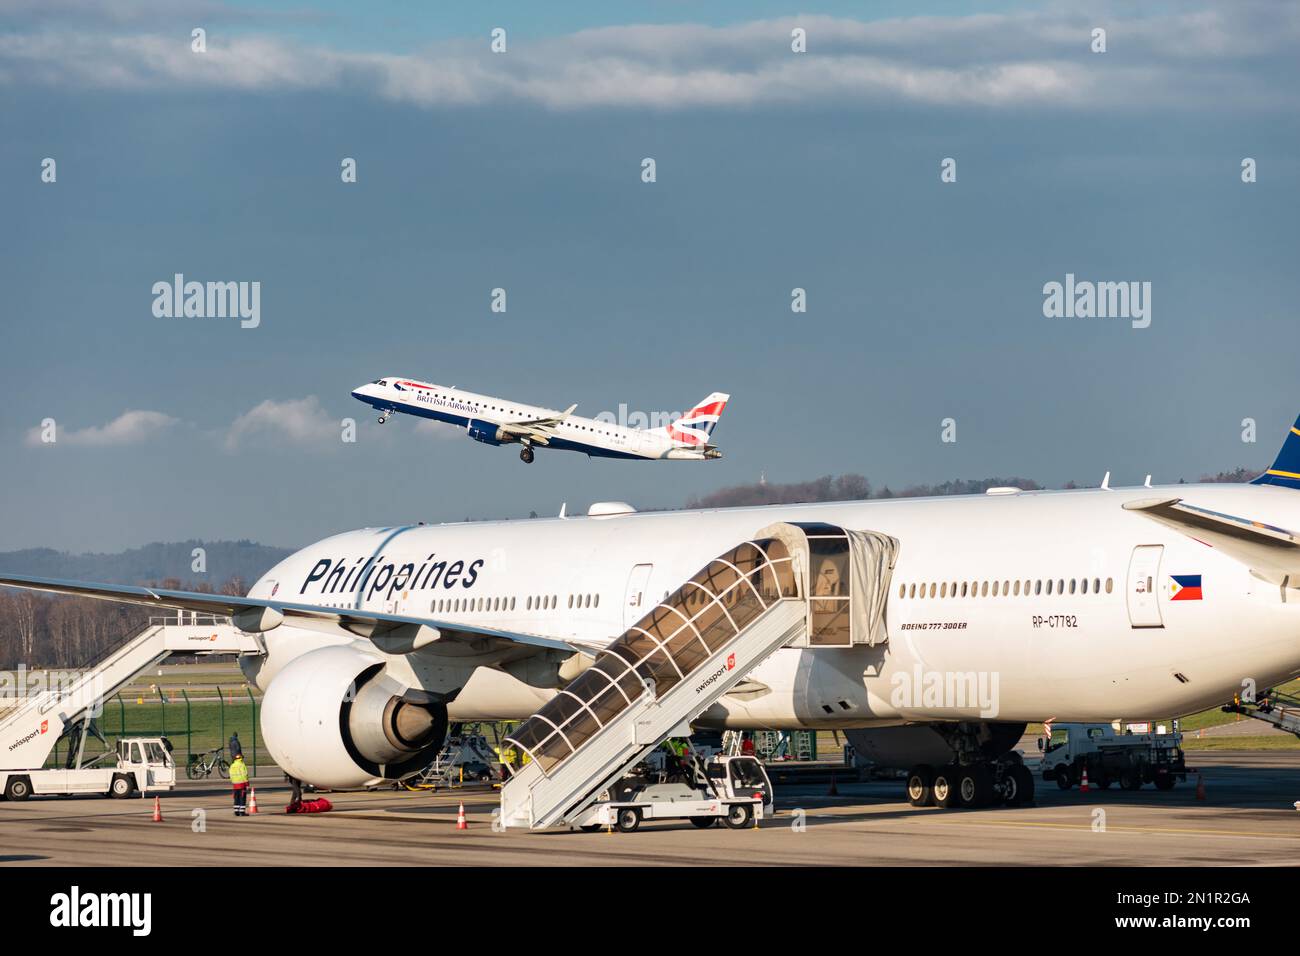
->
[[8, 719, 48, 752], [695, 653, 737, 695]]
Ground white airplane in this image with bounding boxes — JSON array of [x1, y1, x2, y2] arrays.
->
[[351, 377, 728, 464], [4, 415, 1300, 809]]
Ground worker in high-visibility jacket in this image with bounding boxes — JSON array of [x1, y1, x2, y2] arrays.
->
[[230, 752, 250, 817]]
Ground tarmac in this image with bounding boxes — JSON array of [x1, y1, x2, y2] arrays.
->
[[3, 751, 1299, 866]]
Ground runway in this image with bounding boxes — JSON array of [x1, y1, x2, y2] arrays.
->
[[3, 751, 1299, 867]]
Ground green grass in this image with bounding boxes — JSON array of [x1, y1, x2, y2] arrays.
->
[[47, 696, 275, 774], [1182, 735, 1300, 751]]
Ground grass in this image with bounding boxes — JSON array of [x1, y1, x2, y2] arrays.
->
[[47, 697, 275, 774], [1181, 735, 1300, 751]]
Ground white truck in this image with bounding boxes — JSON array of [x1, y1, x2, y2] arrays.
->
[[1039, 723, 1187, 791], [572, 753, 774, 833], [0, 736, 177, 801]]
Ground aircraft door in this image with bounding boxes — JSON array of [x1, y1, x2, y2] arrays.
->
[[1126, 545, 1164, 628], [623, 563, 653, 629]]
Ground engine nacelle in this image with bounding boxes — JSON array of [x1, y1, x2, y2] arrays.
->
[[466, 418, 509, 445], [260, 644, 447, 789]]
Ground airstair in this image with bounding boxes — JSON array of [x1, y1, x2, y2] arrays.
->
[[1222, 688, 1300, 738], [0, 614, 261, 772], [499, 521, 898, 829]]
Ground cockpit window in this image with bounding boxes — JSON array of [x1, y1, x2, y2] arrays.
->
[[373, 379, 385, 385]]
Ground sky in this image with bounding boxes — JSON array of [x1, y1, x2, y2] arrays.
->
[[1, 0, 1298, 552]]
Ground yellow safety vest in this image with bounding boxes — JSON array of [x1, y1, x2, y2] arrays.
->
[[230, 759, 249, 784]]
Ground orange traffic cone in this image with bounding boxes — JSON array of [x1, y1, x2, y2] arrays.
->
[[1080, 766, 1090, 794], [1196, 773, 1206, 801], [248, 787, 259, 814], [827, 772, 839, 796], [152, 796, 163, 823], [456, 801, 468, 830]]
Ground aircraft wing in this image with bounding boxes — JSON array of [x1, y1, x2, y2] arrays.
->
[[1122, 497, 1300, 586], [497, 404, 578, 444], [0, 573, 579, 658]]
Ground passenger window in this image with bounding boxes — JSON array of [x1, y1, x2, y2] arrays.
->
[[1105, 578, 1114, 593]]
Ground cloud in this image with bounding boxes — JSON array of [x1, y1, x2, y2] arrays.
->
[[25, 409, 179, 447], [224, 395, 339, 450], [0, 3, 1295, 112]]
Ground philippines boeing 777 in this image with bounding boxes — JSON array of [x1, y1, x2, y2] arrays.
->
[[351, 377, 728, 464], [5, 415, 1300, 810]]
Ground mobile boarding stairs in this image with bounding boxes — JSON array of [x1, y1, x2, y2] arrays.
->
[[0, 614, 261, 773], [499, 520, 898, 829]]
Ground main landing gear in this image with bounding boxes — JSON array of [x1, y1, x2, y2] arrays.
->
[[905, 723, 1035, 810], [520, 445, 534, 464], [906, 760, 1035, 810]]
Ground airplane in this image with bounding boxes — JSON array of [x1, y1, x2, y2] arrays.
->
[[350, 377, 728, 464], [4, 413, 1300, 810]]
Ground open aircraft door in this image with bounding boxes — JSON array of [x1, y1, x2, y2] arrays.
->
[[756, 522, 899, 647], [1126, 544, 1164, 628]]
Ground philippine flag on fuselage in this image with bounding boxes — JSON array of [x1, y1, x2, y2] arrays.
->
[[1170, 574, 1203, 601]]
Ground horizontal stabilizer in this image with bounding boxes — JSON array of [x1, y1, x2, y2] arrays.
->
[[1122, 497, 1300, 587]]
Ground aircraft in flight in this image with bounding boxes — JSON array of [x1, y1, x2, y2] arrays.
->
[[4, 414, 1300, 810], [351, 377, 728, 464]]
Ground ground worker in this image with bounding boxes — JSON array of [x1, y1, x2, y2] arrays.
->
[[229, 732, 242, 759], [230, 751, 250, 816]]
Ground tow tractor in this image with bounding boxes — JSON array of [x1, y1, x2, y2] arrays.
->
[[1039, 723, 1186, 791], [1, 736, 177, 801], [571, 750, 774, 833]]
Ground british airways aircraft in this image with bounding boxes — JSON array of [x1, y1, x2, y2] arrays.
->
[[351, 377, 728, 464], [4, 416, 1300, 809]]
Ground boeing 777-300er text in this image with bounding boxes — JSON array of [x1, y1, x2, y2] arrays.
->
[[5, 416, 1300, 810], [350, 377, 727, 463]]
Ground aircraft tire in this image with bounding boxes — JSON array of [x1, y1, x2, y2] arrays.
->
[[906, 765, 934, 807], [932, 765, 960, 809]]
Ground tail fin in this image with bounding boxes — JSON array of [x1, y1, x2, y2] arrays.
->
[[655, 392, 730, 447], [1251, 413, 1300, 489]]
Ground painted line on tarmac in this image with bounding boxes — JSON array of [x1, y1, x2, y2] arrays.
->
[[920, 816, 1300, 841]]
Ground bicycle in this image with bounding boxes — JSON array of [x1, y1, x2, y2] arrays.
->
[[186, 747, 229, 780]]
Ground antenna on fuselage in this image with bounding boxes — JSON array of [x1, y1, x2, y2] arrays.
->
[[1101, 471, 1111, 490], [558, 502, 567, 519], [1144, 475, 1152, 488]]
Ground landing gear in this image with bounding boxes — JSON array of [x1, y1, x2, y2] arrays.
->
[[906, 765, 934, 807], [377, 414, 388, 424], [931, 765, 960, 809], [520, 445, 534, 464], [956, 764, 993, 808]]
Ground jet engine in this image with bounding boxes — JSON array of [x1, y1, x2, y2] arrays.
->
[[466, 419, 509, 445], [260, 644, 448, 789]]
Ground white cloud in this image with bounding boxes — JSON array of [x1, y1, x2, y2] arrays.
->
[[0, 4, 1295, 112], [25, 409, 179, 447], [224, 395, 339, 450]]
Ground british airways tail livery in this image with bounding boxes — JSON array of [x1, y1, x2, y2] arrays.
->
[[5, 413, 1300, 806], [351, 377, 728, 464]]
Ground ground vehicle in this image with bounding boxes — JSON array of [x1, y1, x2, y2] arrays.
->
[[186, 746, 230, 780], [572, 753, 774, 833], [1040, 723, 1186, 791], [0, 736, 177, 801]]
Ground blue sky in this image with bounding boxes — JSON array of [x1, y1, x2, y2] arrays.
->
[[2, 0, 1298, 552]]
